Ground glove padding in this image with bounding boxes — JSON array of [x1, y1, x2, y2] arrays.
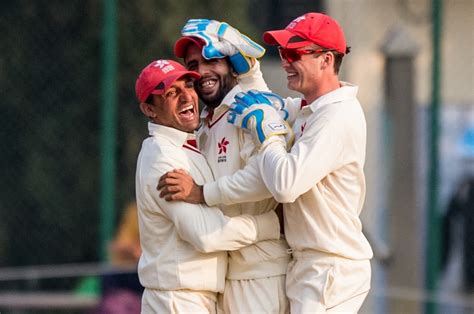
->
[[250, 90, 290, 121], [227, 90, 293, 147], [182, 19, 265, 74]]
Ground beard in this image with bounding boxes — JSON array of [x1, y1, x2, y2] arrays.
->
[[197, 72, 237, 109]]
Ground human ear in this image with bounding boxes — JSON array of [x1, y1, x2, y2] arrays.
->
[[139, 102, 156, 118], [323, 52, 334, 67]]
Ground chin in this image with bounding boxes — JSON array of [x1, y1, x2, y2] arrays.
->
[[199, 90, 222, 106], [186, 121, 200, 132], [287, 82, 296, 92], [201, 94, 217, 105], [287, 81, 302, 93]]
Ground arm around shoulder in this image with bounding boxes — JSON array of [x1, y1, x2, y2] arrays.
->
[[152, 178, 279, 253], [237, 59, 269, 92]]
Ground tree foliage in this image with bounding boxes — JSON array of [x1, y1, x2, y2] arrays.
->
[[0, 0, 254, 289]]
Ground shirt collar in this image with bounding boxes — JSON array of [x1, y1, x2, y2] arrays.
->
[[147, 122, 195, 147], [306, 82, 359, 111]]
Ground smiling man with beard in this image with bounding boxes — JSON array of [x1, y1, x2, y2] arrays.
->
[[134, 59, 281, 313], [184, 43, 237, 109], [160, 21, 291, 313]]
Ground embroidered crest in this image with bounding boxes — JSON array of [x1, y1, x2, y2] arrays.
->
[[218, 137, 229, 154], [288, 15, 306, 29], [217, 137, 229, 163], [153, 60, 175, 74]]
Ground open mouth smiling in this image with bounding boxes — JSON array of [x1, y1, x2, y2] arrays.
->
[[287, 72, 298, 79], [179, 104, 194, 116], [199, 78, 218, 92]]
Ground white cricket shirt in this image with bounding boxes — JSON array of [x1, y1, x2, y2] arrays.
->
[[135, 122, 280, 292], [197, 62, 290, 280], [205, 83, 373, 260]]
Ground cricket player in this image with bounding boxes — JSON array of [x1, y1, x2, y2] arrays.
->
[[160, 13, 373, 313], [134, 59, 281, 313], [160, 20, 291, 313]]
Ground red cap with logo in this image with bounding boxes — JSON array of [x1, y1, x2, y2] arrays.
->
[[135, 59, 200, 103], [174, 36, 205, 58], [263, 12, 349, 54]]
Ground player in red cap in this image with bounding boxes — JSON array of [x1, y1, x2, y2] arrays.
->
[[134, 59, 282, 313], [228, 12, 373, 313], [160, 12, 373, 313]]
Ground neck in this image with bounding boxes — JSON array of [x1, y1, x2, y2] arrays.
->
[[304, 75, 340, 104]]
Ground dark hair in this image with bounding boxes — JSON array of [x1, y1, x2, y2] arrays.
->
[[310, 45, 345, 75], [145, 94, 153, 105], [333, 51, 344, 74]]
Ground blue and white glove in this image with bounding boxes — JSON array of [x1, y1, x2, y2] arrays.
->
[[228, 90, 293, 148], [251, 91, 300, 127], [181, 19, 265, 74], [251, 91, 290, 122]]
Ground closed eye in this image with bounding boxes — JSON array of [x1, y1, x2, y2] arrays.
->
[[185, 61, 197, 71], [185, 79, 195, 89], [165, 89, 177, 98]]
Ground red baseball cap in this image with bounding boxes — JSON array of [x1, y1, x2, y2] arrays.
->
[[135, 59, 200, 103], [174, 36, 205, 58], [263, 12, 348, 54]]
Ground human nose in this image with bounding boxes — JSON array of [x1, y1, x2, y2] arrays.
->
[[196, 62, 212, 75], [281, 57, 291, 69], [180, 88, 194, 102]]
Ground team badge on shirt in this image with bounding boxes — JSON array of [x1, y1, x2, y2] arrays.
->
[[217, 137, 229, 163]]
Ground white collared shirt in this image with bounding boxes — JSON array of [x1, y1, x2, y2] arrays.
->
[[135, 122, 279, 292], [197, 62, 291, 279], [205, 83, 373, 260]]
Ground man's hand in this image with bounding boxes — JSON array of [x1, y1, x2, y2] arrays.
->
[[157, 169, 204, 204], [227, 90, 293, 147], [181, 19, 265, 74]]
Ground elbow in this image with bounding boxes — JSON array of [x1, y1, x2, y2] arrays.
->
[[192, 235, 218, 253], [272, 187, 299, 203]]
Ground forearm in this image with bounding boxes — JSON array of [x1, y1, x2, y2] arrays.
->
[[189, 211, 280, 253], [258, 141, 300, 203], [157, 191, 279, 253], [258, 126, 342, 203], [237, 59, 269, 92], [203, 154, 272, 206]]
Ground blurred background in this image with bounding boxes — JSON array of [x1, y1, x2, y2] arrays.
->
[[0, 0, 473, 313]]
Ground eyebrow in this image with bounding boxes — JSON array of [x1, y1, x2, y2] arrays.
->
[[184, 58, 197, 67]]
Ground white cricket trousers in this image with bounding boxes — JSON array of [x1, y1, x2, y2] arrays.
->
[[220, 275, 289, 314], [141, 288, 217, 314], [286, 250, 371, 314]]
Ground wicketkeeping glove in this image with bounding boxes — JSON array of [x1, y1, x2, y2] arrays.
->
[[227, 90, 293, 148], [181, 19, 265, 74], [250, 90, 290, 122]]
